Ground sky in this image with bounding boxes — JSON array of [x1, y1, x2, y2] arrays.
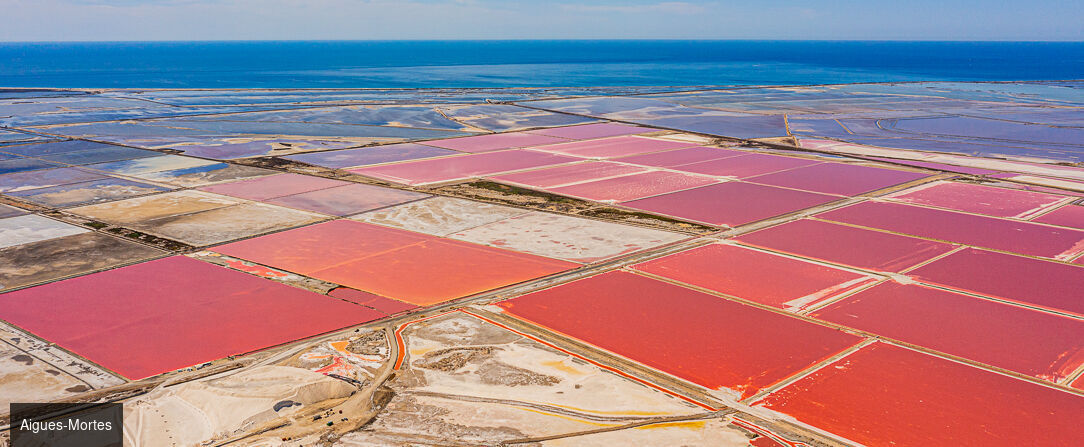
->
[[1, 0, 1081, 42]]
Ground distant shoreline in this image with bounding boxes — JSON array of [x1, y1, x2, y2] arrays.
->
[[2, 79, 1082, 93]]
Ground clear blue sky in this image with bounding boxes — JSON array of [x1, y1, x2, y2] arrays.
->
[[2, 0, 1081, 42]]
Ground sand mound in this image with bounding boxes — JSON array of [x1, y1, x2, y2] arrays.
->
[[124, 365, 353, 446]]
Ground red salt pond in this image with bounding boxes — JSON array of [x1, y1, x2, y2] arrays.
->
[[526, 123, 654, 140], [215, 220, 576, 306], [1034, 204, 1084, 230], [549, 170, 719, 202], [908, 247, 1084, 317], [530, 136, 694, 158], [889, 181, 1067, 218], [418, 132, 568, 153], [0, 256, 384, 379], [811, 282, 1084, 381], [328, 287, 418, 316], [312, 238, 576, 306], [755, 342, 1084, 446], [735, 219, 956, 272], [489, 161, 646, 189], [632, 244, 873, 311], [215, 219, 429, 274], [614, 146, 748, 168], [497, 271, 862, 400], [621, 182, 840, 227], [676, 153, 821, 178], [198, 173, 347, 201], [351, 149, 579, 185], [817, 201, 1084, 259], [746, 162, 929, 196]]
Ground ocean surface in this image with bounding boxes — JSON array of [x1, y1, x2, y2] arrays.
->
[[0, 40, 1081, 89]]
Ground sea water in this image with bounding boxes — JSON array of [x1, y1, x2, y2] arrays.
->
[[0, 40, 1080, 88]]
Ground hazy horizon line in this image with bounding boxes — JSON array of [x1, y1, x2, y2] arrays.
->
[[3, 39, 1083, 44]]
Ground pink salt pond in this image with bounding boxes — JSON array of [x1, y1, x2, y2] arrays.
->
[[632, 243, 874, 311], [490, 161, 647, 189], [817, 201, 1084, 260], [549, 170, 719, 202], [735, 219, 957, 272], [746, 162, 929, 196], [1034, 204, 1084, 230], [811, 282, 1084, 382], [907, 247, 1084, 317], [530, 136, 694, 158], [418, 132, 568, 153], [889, 181, 1068, 218], [614, 146, 749, 168], [621, 182, 841, 227], [350, 149, 580, 185], [675, 153, 822, 179], [526, 123, 655, 140]]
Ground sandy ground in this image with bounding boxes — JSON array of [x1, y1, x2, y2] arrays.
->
[[109, 313, 769, 446], [0, 323, 123, 410], [351, 196, 529, 236], [123, 366, 356, 446], [337, 313, 754, 446]]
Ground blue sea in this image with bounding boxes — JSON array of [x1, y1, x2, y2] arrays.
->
[[0, 41, 1081, 88]]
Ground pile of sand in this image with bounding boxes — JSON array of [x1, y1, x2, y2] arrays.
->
[[123, 366, 353, 446]]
